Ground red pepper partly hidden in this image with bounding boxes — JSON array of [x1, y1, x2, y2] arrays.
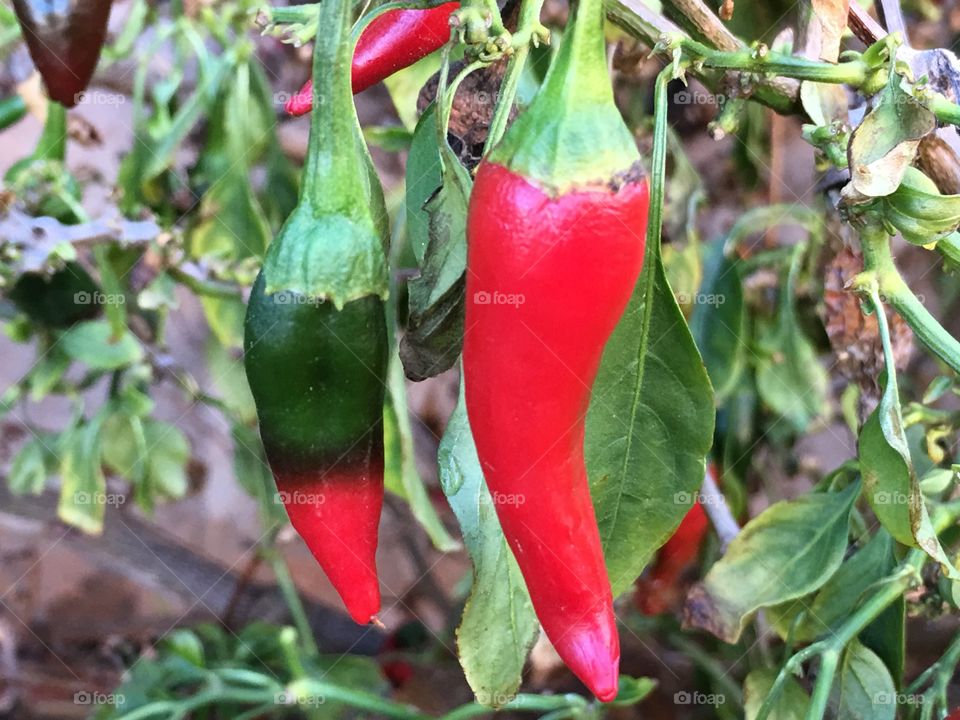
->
[[12, 0, 114, 106], [462, 0, 649, 701], [245, 0, 390, 624], [285, 2, 457, 116], [635, 464, 717, 616]]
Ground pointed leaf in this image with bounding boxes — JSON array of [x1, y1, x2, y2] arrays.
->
[[586, 257, 715, 596], [684, 482, 858, 643], [438, 384, 538, 707]]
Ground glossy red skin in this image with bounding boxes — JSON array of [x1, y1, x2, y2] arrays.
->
[[636, 464, 716, 615], [463, 161, 649, 701], [13, 0, 114, 106], [278, 468, 383, 624], [285, 2, 457, 116]]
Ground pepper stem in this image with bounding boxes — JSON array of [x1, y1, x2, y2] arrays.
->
[[301, 0, 366, 205]]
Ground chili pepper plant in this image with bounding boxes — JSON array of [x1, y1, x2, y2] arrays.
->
[[5, 0, 960, 718]]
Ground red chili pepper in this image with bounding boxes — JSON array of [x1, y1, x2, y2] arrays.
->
[[285, 2, 457, 116], [462, 0, 649, 700], [12, 0, 114, 106], [635, 464, 717, 616]]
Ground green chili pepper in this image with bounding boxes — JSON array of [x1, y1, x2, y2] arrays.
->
[[243, 0, 390, 625]]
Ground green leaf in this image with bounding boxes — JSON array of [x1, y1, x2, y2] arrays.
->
[[438, 384, 538, 707], [206, 339, 257, 424], [859, 333, 959, 578], [744, 668, 810, 720], [101, 416, 190, 511], [834, 640, 896, 720], [137, 272, 179, 311], [384, 354, 459, 552], [585, 256, 715, 596], [405, 104, 443, 265], [609, 676, 657, 707], [684, 482, 858, 643], [231, 423, 286, 527], [364, 125, 414, 152], [27, 348, 70, 401], [60, 321, 144, 370], [383, 53, 443, 131], [9, 437, 50, 495], [690, 241, 746, 401], [58, 413, 109, 534], [755, 246, 828, 432], [144, 421, 190, 500], [200, 295, 246, 349], [400, 106, 471, 381], [767, 530, 896, 644]]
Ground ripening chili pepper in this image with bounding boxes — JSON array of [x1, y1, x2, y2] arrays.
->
[[12, 0, 114, 106], [285, 2, 457, 116], [244, 0, 390, 624], [635, 464, 717, 616], [462, 0, 649, 701]]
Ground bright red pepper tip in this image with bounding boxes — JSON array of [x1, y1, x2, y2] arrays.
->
[[276, 469, 383, 625], [285, 81, 313, 117], [552, 627, 620, 702]]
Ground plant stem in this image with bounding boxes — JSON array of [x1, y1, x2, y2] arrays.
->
[[859, 223, 960, 374], [928, 93, 960, 126], [805, 650, 839, 720], [265, 547, 319, 656], [483, 0, 547, 153], [294, 679, 428, 719], [439, 693, 589, 720], [680, 38, 869, 85]]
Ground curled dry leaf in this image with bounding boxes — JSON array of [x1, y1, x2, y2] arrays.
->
[[821, 243, 912, 419]]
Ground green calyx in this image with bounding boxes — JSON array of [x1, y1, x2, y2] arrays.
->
[[488, 0, 640, 192], [262, 0, 389, 308]]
